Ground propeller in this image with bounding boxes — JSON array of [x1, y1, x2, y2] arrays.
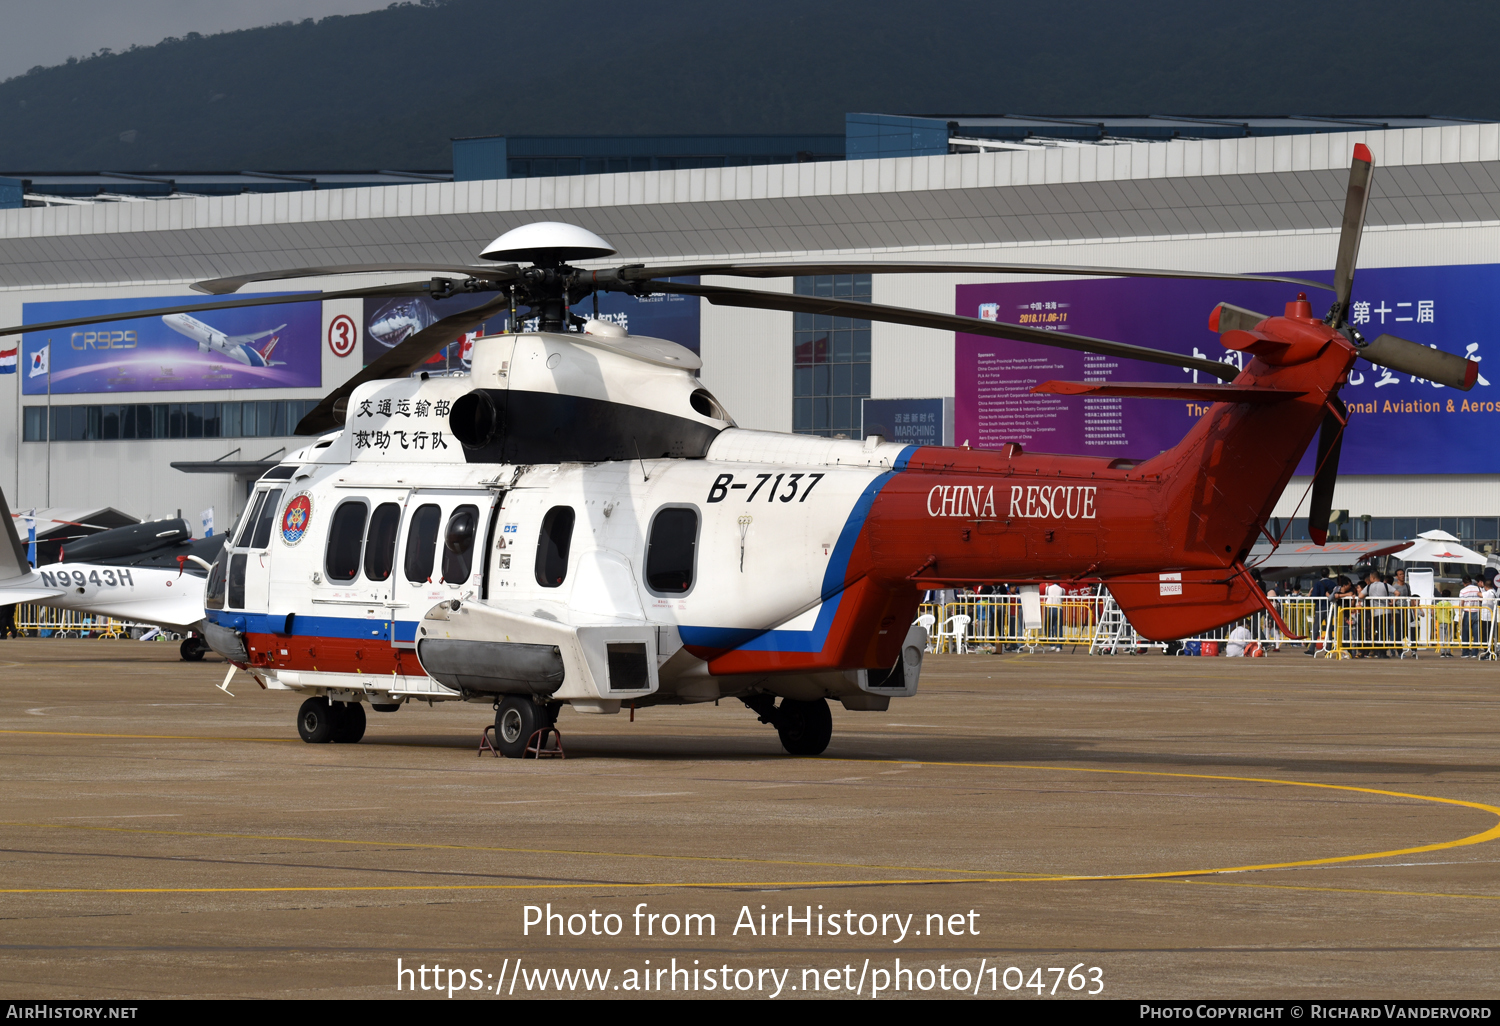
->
[[1329, 144, 1374, 327], [0, 281, 461, 339], [1307, 398, 1348, 547], [1323, 145, 1474, 391], [641, 279, 1235, 382], [194, 258, 1334, 297], [192, 263, 520, 295], [1207, 148, 1478, 547]]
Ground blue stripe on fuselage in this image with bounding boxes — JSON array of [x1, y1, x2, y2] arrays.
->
[[678, 445, 916, 653], [206, 608, 416, 643]]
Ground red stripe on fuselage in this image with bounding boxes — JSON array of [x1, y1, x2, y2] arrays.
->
[[243, 632, 421, 677]]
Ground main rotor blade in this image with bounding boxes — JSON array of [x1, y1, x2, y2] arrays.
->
[[618, 262, 1334, 293], [1360, 333, 1479, 390], [194, 263, 520, 295], [1209, 303, 1269, 334], [639, 280, 1236, 380], [295, 294, 511, 435], [1331, 145, 1374, 324], [1308, 398, 1347, 546], [0, 281, 448, 338]]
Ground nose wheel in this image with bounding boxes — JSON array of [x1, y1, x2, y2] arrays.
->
[[296, 696, 366, 744]]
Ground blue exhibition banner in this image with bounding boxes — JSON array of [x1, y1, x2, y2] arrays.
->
[[862, 397, 951, 446], [361, 278, 702, 368], [21, 294, 321, 395], [956, 263, 1499, 475]]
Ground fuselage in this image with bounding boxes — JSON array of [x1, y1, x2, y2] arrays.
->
[[199, 321, 1349, 712]]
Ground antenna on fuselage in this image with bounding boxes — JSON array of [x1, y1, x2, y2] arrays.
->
[[633, 438, 650, 483]]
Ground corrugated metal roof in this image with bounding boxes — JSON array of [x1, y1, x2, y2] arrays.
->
[[1, 125, 1497, 289]]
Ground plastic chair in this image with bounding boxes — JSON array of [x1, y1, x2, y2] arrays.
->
[[937, 614, 971, 654], [914, 613, 936, 652]]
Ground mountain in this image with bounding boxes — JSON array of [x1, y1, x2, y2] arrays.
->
[[0, 0, 1495, 172]]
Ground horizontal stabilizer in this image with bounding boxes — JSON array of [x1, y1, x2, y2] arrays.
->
[[1032, 381, 1305, 403], [1105, 565, 1278, 641]]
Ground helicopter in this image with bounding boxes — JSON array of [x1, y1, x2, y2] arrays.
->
[[0, 146, 1477, 756], [0, 505, 226, 659]]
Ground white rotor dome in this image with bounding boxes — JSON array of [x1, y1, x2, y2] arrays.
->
[[479, 222, 617, 263]]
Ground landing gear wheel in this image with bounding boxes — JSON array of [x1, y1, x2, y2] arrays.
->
[[179, 637, 207, 661], [495, 696, 540, 759], [331, 701, 366, 744], [296, 697, 336, 743], [776, 698, 833, 756]]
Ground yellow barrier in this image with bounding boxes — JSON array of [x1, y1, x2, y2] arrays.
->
[[1326, 600, 1495, 660], [10, 603, 157, 640]]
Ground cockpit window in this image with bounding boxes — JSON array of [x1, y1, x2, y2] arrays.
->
[[235, 491, 268, 547], [248, 489, 284, 549]]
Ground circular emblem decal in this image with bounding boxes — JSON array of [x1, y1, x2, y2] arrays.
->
[[327, 314, 358, 357], [281, 493, 313, 546]]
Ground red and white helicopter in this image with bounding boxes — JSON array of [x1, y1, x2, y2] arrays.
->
[[2, 147, 1477, 755]]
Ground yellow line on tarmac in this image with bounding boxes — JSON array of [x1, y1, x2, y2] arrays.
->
[[1174, 879, 1500, 902], [1, 759, 1497, 895], [820, 756, 1500, 879]]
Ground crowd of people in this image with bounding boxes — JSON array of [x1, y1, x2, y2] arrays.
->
[[1277, 566, 1498, 658], [921, 564, 1500, 658]]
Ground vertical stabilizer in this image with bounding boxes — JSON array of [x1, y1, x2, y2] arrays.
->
[[0, 484, 31, 582]]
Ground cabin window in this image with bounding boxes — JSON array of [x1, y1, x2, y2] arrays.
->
[[235, 491, 269, 547], [534, 506, 575, 588], [248, 489, 284, 549], [441, 504, 480, 584], [403, 504, 442, 583], [227, 553, 247, 608], [324, 501, 368, 583], [364, 502, 402, 582], [646, 506, 699, 593]]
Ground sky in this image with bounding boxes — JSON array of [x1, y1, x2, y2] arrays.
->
[[0, 0, 393, 82]]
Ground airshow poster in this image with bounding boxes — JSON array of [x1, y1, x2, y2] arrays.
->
[[955, 264, 1498, 475], [21, 294, 321, 395], [361, 278, 703, 368]]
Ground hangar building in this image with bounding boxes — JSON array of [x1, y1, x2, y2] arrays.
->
[[0, 116, 1496, 552]]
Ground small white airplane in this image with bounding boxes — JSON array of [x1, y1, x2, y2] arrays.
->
[[0, 495, 226, 660], [162, 312, 286, 367]]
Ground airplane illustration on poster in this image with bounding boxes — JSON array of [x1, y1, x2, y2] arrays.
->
[[161, 313, 287, 367]]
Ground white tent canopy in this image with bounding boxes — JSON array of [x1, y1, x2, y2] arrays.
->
[[1394, 530, 1488, 566]]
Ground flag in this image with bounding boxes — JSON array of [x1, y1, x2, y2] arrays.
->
[[0, 345, 15, 374], [22, 510, 35, 567], [28, 345, 48, 378], [199, 507, 214, 538]]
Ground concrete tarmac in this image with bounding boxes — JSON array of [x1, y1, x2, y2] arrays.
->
[[1, 639, 1498, 1000]]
